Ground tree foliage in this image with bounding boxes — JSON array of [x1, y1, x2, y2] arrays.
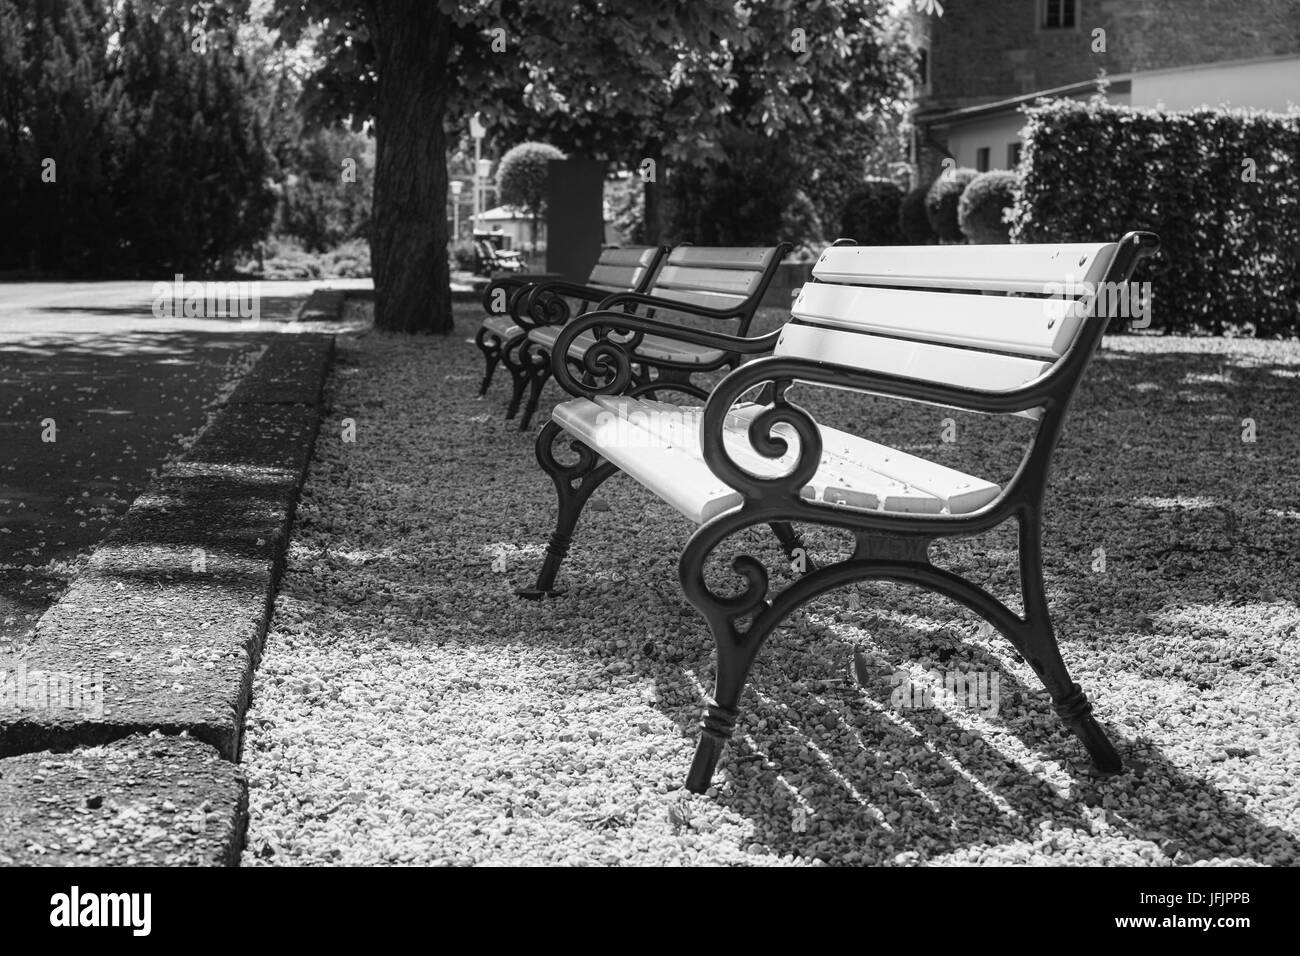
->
[[0, 0, 274, 275], [269, 0, 914, 330]]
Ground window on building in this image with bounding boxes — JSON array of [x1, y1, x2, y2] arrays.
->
[[1041, 0, 1076, 29], [1008, 142, 1023, 167], [976, 147, 990, 172]]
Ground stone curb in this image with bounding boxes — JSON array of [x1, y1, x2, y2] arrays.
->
[[0, 297, 343, 865], [0, 734, 247, 866]]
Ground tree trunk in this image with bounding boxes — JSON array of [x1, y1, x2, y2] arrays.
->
[[366, 0, 453, 333]]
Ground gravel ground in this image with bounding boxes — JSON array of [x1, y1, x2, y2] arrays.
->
[[241, 302, 1300, 866]]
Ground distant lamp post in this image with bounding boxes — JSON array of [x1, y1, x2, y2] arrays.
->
[[450, 179, 464, 239], [469, 112, 486, 233], [475, 158, 493, 236]]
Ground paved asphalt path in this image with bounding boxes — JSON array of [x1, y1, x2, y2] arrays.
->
[[0, 279, 369, 645]]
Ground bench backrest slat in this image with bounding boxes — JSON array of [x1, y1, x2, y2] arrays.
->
[[811, 242, 1116, 294], [777, 323, 1053, 399], [776, 240, 1120, 409], [654, 264, 767, 298], [644, 288, 749, 312], [587, 263, 648, 289], [793, 283, 1083, 359], [644, 246, 780, 311], [599, 246, 661, 268], [586, 246, 661, 293], [608, 244, 786, 334]]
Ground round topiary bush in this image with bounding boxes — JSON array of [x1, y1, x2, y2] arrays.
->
[[496, 141, 566, 251], [838, 179, 904, 245], [924, 166, 979, 242], [899, 186, 935, 244], [958, 170, 1020, 244]]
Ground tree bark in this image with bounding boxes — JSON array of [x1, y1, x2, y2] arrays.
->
[[366, 0, 453, 333]]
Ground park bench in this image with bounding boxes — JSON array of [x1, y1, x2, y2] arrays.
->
[[513, 243, 791, 429], [521, 230, 1160, 793], [472, 237, 525, 276], [474, 246, 666, 418]]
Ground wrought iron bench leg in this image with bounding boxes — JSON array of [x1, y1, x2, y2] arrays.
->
[[518, 421, 617, 600], [518, 343, 553, 431], [474, 326, 503, 397], [679, 512, 1122, 793], [768, 521, 815, 573], [1012, 513, 1122, 772], [500, 335, 530, 419]]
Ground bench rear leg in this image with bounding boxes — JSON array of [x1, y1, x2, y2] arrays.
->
[[501, 335, 530, 419], [474, 326, 503, 397], [1015, 514, 1122, 773], [518, 420, 617, 599], [518, 344, 553, 430], [769, 521, 815, 574]]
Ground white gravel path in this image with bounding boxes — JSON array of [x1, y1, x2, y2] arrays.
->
[[240, 304, 1300, 866]]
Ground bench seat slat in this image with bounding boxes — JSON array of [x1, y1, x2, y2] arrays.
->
[[529, 326, 727, 366], [565, 397, 998, 521], [551, 398, 742, 523], [793, 283, 1081, 358], [482, 314, 523, 341], [813, 242, 1117, 294]]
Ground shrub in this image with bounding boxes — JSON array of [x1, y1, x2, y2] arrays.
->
[[278, 128, 374, 252], [899, 186, 935, 244], [781, 189, 826, 258], [1012, 99, 1300, 336], [924, 167, 978, 242], [958, 170, 1020, 244], [497, 141, 566, 252], [665, 131, 801, 246], [450, 240, 477, 272], [838, 179, 904, 245]]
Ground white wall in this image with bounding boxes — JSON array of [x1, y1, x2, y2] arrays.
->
[[943, 113, 1033, 172], [1131, 57, 1300, 112]]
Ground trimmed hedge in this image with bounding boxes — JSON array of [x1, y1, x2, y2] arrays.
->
[[959, 170, 1019, 244], [839, 179, 904, 245], [899, 186, 935, 244], [1012, 100, 1300, 336], [925, 167, 978, 242]]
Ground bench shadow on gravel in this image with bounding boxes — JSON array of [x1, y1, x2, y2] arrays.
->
[[531, 345, 1299, 865], [626, 568, 1300, 867]]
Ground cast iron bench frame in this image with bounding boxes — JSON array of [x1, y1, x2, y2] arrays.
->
[[474, 245, 668, 418], [513, 243, 792, 430], [521, 230, 1160, 793]]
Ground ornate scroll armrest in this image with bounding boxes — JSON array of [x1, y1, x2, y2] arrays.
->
[[549, 311, 781, 399], [514, 280, 619, 330]]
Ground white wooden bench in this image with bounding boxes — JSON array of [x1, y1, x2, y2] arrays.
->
[[474, 246, 666, 418], [513, 243, 790, 429], [521, 230, 1160, 793]]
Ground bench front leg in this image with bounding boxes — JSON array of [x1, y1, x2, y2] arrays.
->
[[518, 421, 618, 599], [1011, 511, 1122, 772]]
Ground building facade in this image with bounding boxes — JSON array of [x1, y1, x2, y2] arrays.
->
[[910, 0, 1300, 183]]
